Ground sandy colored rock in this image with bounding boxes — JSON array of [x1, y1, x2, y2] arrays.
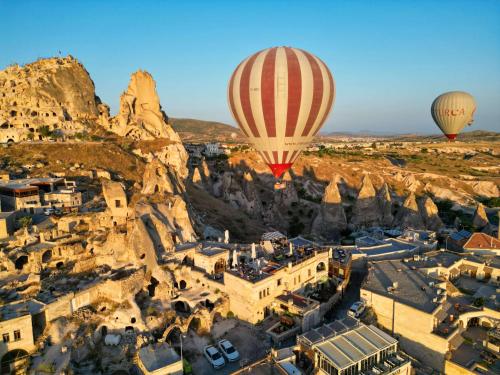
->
[[192, 167, 202, 184], [274, 172, 299, 208], [141, 158, 175, 195], [472, 203, 490, 229], [312, 177, 347, 239], [0, 56, 100, 142], [377, 183, 394, 227], [109, 70, 181, 141], [395, 192, 425, 229], [419, 195, 443, 231], [351, 175, 381, 228], [465, 181, 499, 198]]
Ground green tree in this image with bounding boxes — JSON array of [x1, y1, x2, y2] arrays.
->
[[17, 216, 32, 228], [39, 126, 52, 138]]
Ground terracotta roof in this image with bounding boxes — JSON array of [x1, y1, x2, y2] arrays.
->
[[463, 232, 500, 250]]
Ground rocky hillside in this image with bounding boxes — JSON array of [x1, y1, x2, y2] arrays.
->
[[0, 56, 104, 143], [170, 118, 243, 143], [186, 140, 499, 240], [1, 55, 498, 243]]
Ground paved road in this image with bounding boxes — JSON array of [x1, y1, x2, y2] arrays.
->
[[325, 268, 367, 321]]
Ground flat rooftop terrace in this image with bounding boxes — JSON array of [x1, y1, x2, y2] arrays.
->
[[0, 299, 44, 321], [404, 250, 462, 269], [362, 260, 444, 313], [138, 343, 181, 371], [227, 247, 327, 283]]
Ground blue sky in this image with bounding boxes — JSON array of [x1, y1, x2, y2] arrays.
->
[[1, 0, 499, 133]]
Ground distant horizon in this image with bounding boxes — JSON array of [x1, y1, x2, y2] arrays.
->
[[170, 116, 498, 137], [1, 0, 499, 133]]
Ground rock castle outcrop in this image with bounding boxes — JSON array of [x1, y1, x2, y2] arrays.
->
[[0, 56, 101, 142]]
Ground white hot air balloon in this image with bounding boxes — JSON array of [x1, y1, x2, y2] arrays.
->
[[431, 91, 476, 140], [228, 46, 335, 179]]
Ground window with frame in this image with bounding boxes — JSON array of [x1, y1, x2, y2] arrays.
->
[[2, 333, 9, 343], [14, 330, 21, 341]]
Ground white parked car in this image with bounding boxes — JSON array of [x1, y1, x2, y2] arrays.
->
[[43, 208, 55, 216], [348, 301, 366, 318], [204, 345, 225, 369], [218, 339, 240, 362]]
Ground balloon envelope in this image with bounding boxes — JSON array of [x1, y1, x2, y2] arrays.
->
[[431, 91, 476, 140], [228, 47, 335, 178]]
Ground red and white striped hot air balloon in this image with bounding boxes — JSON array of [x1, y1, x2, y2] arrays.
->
[[228, 47, 335, 179]]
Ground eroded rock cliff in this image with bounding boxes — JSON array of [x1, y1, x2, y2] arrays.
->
[[109, 70, 181, 141], [351, 175, 381, 228], [0, 56, 101, 142], [311, 177, 347, 239]]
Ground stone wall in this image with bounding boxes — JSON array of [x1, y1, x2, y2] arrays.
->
[[361, 288, 449, 370], [0, 314, 36, 359]]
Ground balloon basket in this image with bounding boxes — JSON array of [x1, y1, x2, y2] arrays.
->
[[274, 181, 286, 190]]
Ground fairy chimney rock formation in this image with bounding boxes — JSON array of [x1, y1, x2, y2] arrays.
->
[[312, 178, 347, 239], [472, 203, 490, 229], [419, 195, 443, 231], [351, 175, 381, 228], [395, 192, 425, 229], [192, 167, 202, 185], [275, 172, 299, 207], [110, 70, 181, 141], [377, 183, 394, 227]]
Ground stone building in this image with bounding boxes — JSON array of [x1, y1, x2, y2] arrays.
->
[[224, 248, 330, 324], [0, 300, 44, 374], [0, 212, 15, 239], [0, 177, 80, 214], [361, 258, 500, 371], [102, 180, 129, 226]]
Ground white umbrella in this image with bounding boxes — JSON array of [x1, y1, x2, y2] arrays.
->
[[251, 243, 256, 259], [233, 249, 238, 267]]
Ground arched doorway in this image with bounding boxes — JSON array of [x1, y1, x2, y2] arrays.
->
[[147, 277, 159, 297], [173, 300, 190, 313], [15, 255, 28, 270], [316, 262, 326, 272], [182, 255, 194, 266], [187, 316, 200, 332], [204, 299, 215, 311], [1, 349, 29, 374], [214, 258, 226, 274], [164, 325, 182, 344], [56, 261, 64, 269], [179, 280, 187, 290], [42, 250, 52, 263]]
